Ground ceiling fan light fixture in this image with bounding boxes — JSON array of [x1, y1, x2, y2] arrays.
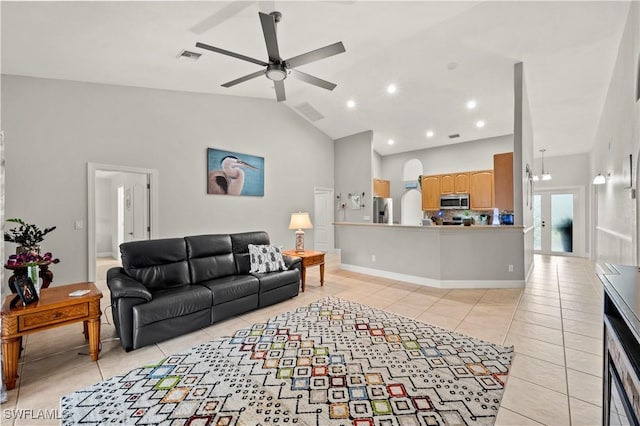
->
[[265, 64, 287, 81]]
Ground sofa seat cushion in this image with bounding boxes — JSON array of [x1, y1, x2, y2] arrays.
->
[[133, 285, 212, 326], [198, 275, 259, 305], [253, 269, 300, 292]]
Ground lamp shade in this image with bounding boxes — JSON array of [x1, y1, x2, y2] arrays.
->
[[289, 212, 313, 230]]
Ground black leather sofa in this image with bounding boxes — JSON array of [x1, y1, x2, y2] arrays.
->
[[106, 231, 301, 351]]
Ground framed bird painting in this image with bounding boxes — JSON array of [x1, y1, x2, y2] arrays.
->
[[207, 148, 265, 196]]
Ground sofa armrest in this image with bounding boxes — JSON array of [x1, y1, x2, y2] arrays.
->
[[283, 255, 301, 270], [107, 267, 153, 301]]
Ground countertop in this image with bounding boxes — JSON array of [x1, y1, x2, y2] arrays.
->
[[599, 263, 640, 341], [333, 222, 524, 230]]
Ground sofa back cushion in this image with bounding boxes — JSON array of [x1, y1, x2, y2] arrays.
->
[[230, 231, 270, 274], [120, 238, 190, 291], [185, 234, 237, 283]]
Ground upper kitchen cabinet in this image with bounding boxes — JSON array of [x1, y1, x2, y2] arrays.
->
[[469, 170, 494, 210], [421, 175, 440, 210], [373, 178, 390, 198], [440, 174, 454, 194], [454, 173, 470, 193], [493, 152, 514, 212], [440, 173, 469, 194]]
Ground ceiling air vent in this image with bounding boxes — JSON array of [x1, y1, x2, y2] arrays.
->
[[448, 133, 460, 139], [177, 50, 202, 61], [294, 102, 325, 122]]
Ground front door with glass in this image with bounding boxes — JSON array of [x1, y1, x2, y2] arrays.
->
[[533, 189, 581, 255]]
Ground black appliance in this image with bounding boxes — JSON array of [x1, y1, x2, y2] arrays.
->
[[600, 264, 640, 425]]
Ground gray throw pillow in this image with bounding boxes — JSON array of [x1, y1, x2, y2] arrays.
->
[[248, 244, 287, 273]]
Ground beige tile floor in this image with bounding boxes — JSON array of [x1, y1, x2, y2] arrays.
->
[[1, 253, 603, 425]]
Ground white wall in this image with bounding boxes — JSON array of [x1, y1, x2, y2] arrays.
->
[[591, 2, 640, 265], [2, 75, 335, 286], [334, 131, 373, 223], [515, 62, 535, 278], [380, 134, 513, 222], [372, 150, 382, 179]]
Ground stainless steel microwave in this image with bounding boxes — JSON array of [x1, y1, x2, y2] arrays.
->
[[440, 193, 470, 209]]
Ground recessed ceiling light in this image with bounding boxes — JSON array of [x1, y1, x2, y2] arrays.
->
[[387, 139, 395, 145], [426, 130, 434, 138], [476, 120, 486, 128], [346, 99, 356, 109], [466, 100, 477, 109], [447, 62, 458, 70], [386, 84, 397, 94]]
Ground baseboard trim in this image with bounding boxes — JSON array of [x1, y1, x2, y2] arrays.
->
[[340, 264, 525, 289], [97, 251, 114, 258]]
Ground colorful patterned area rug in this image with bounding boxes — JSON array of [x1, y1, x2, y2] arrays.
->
[[61, 297, 513, 425]]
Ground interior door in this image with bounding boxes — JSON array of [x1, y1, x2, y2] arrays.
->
[[119, 172, 149, 243], [314, 187, 334, 252], [131, 178, 149, 241], [533, 189, 581, 255]]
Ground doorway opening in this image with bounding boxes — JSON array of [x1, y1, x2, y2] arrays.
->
[[533, 187, 584, 256], [88, 163, 159, 283]]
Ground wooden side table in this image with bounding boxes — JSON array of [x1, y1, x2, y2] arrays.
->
[[283, 250, 325, 292], [1, 282, 102, 390]]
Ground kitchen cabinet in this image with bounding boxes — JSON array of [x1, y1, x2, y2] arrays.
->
[[493, 152, 514, 211], [454, 173, 470, 193], [421, 175, 440, 210], [469, 170, 494, 209], [440, 175, 454, 194], [373, 178, 390, 198], [440, 173, 468, 194]]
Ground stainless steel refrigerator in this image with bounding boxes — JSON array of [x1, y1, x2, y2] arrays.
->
[[372, 197, 393, 224]]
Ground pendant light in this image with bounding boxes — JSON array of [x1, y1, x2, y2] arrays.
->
[[533, 149, 552, 181]]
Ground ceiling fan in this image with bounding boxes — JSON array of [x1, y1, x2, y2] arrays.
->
[[195, 11, 345, 102]]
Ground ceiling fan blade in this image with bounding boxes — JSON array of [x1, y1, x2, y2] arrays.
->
[[196, 42, 268, 67], [222, 70, 265, 88], [190, 2, 253, 34], [259, 12, 280, 62], [290, 69, 337, 91], [285, 42, 346, 68], [274, 80, 286, 102]]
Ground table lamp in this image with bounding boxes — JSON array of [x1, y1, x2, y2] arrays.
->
[[288, 212, 313, 253]]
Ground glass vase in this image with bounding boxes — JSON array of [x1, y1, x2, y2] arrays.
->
[[27, 265, 40, 296]]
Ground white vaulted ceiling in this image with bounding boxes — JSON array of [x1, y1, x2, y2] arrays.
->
[[1, 1, 630, 157]]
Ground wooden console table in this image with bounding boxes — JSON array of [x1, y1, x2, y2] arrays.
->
[[283, 250, 325, 292], [1, 282, 102, 390]]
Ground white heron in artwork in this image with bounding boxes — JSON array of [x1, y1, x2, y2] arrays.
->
[[208, 156, 259, 195]]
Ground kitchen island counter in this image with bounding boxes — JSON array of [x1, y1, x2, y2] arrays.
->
[[335, 222, 523, 230], [334, 221, 525, 288]]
